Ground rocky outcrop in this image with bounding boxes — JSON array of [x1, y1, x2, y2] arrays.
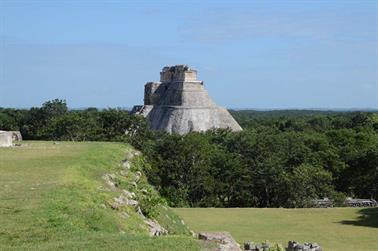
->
[[131, 65, 242, 134], [199, 232, 241, 251]]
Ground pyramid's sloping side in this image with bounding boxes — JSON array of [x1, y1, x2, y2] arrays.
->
[[158, 82, 217, 107], [147, 106, 242, 134]]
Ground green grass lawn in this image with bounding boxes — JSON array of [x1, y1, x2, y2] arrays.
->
[[2, 141, 377, 251], [174, 207, 378, 251], [0, 141, 198, 251]]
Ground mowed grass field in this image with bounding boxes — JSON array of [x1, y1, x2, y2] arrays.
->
[[174, 207, 378, 251], [2, 141, 377, 251], [0, 141, 198, 251]]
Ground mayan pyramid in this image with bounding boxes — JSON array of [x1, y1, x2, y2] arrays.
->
[[131, 65, 242, 134]]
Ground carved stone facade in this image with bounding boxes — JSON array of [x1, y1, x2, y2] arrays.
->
[[132, 65, 242, 134]]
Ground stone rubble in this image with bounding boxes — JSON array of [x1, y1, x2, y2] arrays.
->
[[102, 173, 118, 191], [199, 232, 241, 251], [243, 241, 280, 251], [287, 241, 322, 251], [121, 160, 131, 170], [144, 218, 168, 236], [101, 150, 167, 237], [243, 240, 322, 251], [122, 189, 135, 198], [126, 199, 139, 207]]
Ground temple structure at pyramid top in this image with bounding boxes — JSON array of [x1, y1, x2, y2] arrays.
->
[[131, 65, 242, 134]]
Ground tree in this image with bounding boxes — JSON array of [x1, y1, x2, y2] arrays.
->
[[41, 99, 68, 118]]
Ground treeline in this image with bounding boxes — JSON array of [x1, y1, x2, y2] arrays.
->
[[138, 113, 378, 207], [0, 99, 148, 143], [1, 99, 377, 208]]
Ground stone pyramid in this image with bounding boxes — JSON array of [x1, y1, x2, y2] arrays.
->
[[131, 65, 242, 134]]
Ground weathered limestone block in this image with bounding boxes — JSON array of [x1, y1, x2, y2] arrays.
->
[[199, 232, 241, 251], [131, 65, 242, 134], [243, 241, 280, 251], [144, 218, 168, 236], [102, 173, 118, 190], [287, 241, 322, 251], [127, 199, 139, 207], [0, 130, 22, 147], [0, 131, 13, 147]]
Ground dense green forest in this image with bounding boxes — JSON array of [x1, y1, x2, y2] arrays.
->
[[1, 99, 377, 208]]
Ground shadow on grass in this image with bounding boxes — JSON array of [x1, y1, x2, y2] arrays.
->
[[340, 208, 378, 228]]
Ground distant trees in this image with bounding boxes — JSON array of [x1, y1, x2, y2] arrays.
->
[[138, 112, 378, 208], [1, 100, 377, 207], [140, 129, 339, 207], [0, 99, 146, 142]]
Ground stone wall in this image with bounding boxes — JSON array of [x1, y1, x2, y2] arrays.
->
[[312, 198, 378, 208], [144, 82, 163, 105], [243, 241, 322, 251], [0, 131, 22, 147], [286, 241, 322, 251], [0, 131, 13, 147], [160, 65, 198, 83]]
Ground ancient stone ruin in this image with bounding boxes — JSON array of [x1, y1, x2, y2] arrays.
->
[[243, 240, 322, 251], [131, 65, 242, 134], [0, 131, 22, 147], [344, 197, 378, 207], [312, 197, 378, 208], [286, 241, 322, 251], [243, 241, 281, 251]]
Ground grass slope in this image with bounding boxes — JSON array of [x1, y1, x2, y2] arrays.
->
[[0, 141, 198, 250], [174, 208, 378, 251]]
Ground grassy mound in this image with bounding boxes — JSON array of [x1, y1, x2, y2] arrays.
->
[[0, 141, 198, 250]]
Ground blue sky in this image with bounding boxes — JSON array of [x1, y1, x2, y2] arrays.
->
[[0, 0, 377, 109]]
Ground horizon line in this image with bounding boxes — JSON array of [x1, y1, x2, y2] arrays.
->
[[1, 106, 377, 112]]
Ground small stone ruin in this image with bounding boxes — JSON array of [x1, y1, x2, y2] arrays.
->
[[287, 241, 322, 251], [311, 198, 333, 208], [312, 197, 378, 208], [243, 241, 322, 251], [344, 197, 378, 207], [0, 130, 22, 147]]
